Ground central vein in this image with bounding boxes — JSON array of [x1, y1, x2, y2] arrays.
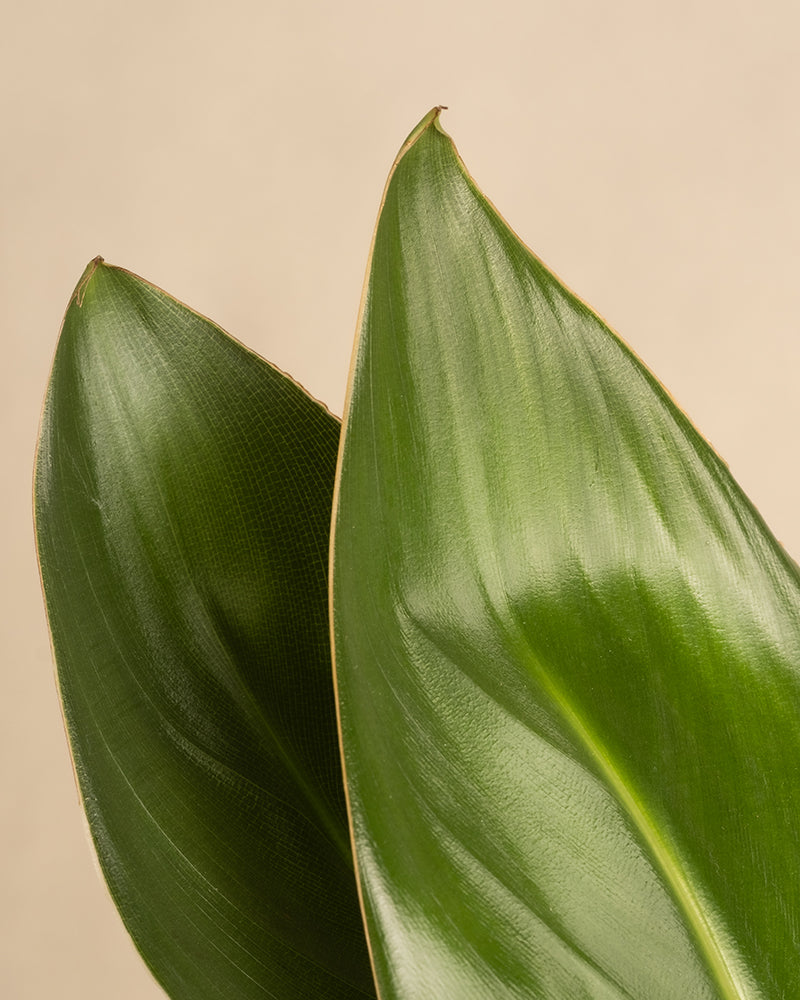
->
[[527, 655, 756, 1000]]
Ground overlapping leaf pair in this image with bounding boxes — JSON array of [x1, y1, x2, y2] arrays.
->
[[35, 108, 800, 999]]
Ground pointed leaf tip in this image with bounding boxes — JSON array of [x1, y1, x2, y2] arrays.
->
[[396, 106, 450, 160], [72, 255, 104, 306]]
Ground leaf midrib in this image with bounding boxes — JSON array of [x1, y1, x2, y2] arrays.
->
[[525, 651, 752, 1000]]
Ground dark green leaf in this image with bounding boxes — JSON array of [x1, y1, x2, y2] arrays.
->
[[332, 108, 800, 999], [35, 260, 375, 1000]]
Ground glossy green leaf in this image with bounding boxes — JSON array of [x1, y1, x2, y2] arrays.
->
[[331, 108, 800, 999], [35, 260, 375, 1000]]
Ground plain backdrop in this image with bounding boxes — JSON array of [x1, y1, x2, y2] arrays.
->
[[4, 1, 799, 996]]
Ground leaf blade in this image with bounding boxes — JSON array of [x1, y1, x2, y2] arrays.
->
[[332, 111, 800, 999], [36, 260, 375, 1000]]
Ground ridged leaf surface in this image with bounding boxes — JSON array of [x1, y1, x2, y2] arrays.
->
[[35, 260, 375, 1000], [331, 109, 800, 999]]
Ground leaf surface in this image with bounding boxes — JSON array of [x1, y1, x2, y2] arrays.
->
[[35, 260, 375, 1000], [331, 109, 800, 999]]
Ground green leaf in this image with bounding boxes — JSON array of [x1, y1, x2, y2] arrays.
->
[[35, 260, 375, 1000], [331, 108, 800, 999]]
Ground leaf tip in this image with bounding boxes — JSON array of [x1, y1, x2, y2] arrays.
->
[[394, 105, 450, 163], [73, 255, 105, 308]]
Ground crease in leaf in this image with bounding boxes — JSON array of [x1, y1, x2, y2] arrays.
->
[[331, 108, 800, 999]]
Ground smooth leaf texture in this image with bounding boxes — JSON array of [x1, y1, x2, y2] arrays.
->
[[35, 260, 375, 1000], [332, 108, 800, 999]]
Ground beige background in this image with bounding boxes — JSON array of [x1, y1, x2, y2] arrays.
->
[[3, 1, 799, 996]]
